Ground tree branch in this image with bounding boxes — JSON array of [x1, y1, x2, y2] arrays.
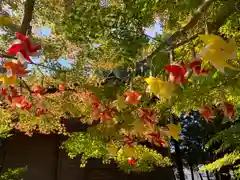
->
[[0, 0, 35, 57], [30, 62, 69, 72], [169, 0, 215, 43], [207, 1, 237, 33], [135, 0, 237, 73], [19, 0, 35, 35], [171, 34, 200, 49], [0, 54, 17, 59], [135, 0, 215, 71]]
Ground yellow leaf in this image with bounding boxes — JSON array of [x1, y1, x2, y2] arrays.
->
[[133, 120, 147, 136], [0, 16, 18, 26], [167, 123, 182, 141], [0, 75, 17, 86], [145, 76, 175, 98], [112, 94, 127, 111], [107, 144, 118, 156], [123, 146, 136, 157], [199, 34, 239, 73]]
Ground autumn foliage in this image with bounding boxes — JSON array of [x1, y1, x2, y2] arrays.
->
[[0, 31, 239, 171], [0, 0, 240, 174]]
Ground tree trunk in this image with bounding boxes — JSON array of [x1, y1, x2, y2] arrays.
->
[[206, 171, 210, 180], [20, 0, 35, 35], [215, 173, 220, 180], [198, 172, 203, 180], [189, 165, 194, 180], [220, 173, 231, 180], [173, 140, 185, 180], [220, 167, 231, 180], [172, 168, 177, 180]]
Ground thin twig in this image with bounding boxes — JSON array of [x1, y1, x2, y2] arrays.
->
[[35, 65, 45, 76], [20, 79, 33, 93], [0, 53, 70, 72], [171, 34, 200, 49], [30, 62, 69, 72]]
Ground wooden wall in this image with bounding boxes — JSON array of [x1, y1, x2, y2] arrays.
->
[[0, 133, 175, 180]]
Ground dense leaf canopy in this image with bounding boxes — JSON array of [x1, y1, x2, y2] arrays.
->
[[0, 0, 240, 174]]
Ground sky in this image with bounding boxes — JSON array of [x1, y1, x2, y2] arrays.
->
[[30, 26, 72, 68], [1, 4, 162, 67], [144, 20, 162, 38], [1, 4, 162, 69]]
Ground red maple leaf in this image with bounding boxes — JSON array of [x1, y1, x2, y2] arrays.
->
[[10, 95, 32, 111], [59, 84, 65, 91], [1, 88, 7, 96], [138, 108, 157, 125], [127, 157, 137, 167], [11, 95, 25, 106], [21, 101, 32, 111], [148, 132, 168, 147], [189, 59, 210, 76], [36, 108, 48, 117], [164, 61, 188, 85], [222, 102, 236, 120], [9, 86, 18, 98], [8, 32, 41, 63], [199, 106, 215, 121], [99, 108, 116, 121], [32, 85, 45, 97], [124, 135, 134, 147]]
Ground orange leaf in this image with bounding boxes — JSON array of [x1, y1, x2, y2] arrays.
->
[[124, 91, 141, 105]]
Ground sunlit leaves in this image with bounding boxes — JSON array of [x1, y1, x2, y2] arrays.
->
[[200, 151, 240, 173], [0, 75, 17, 86], [63, 132, 172, 172], [112, 94, 127, 111], [15, 111, 64, 136], [1, 0, 240, 175], [116, 111, 136, 130], [86, 84, 123, 102], [0, 109, 13, 138], [167, 123, 182, 141], [145, 76, 176, 99], [61, 0, 154, 58], [115, 145, 172, 172], [0, 167, 27, 180], [199, 34, 239, 73]]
